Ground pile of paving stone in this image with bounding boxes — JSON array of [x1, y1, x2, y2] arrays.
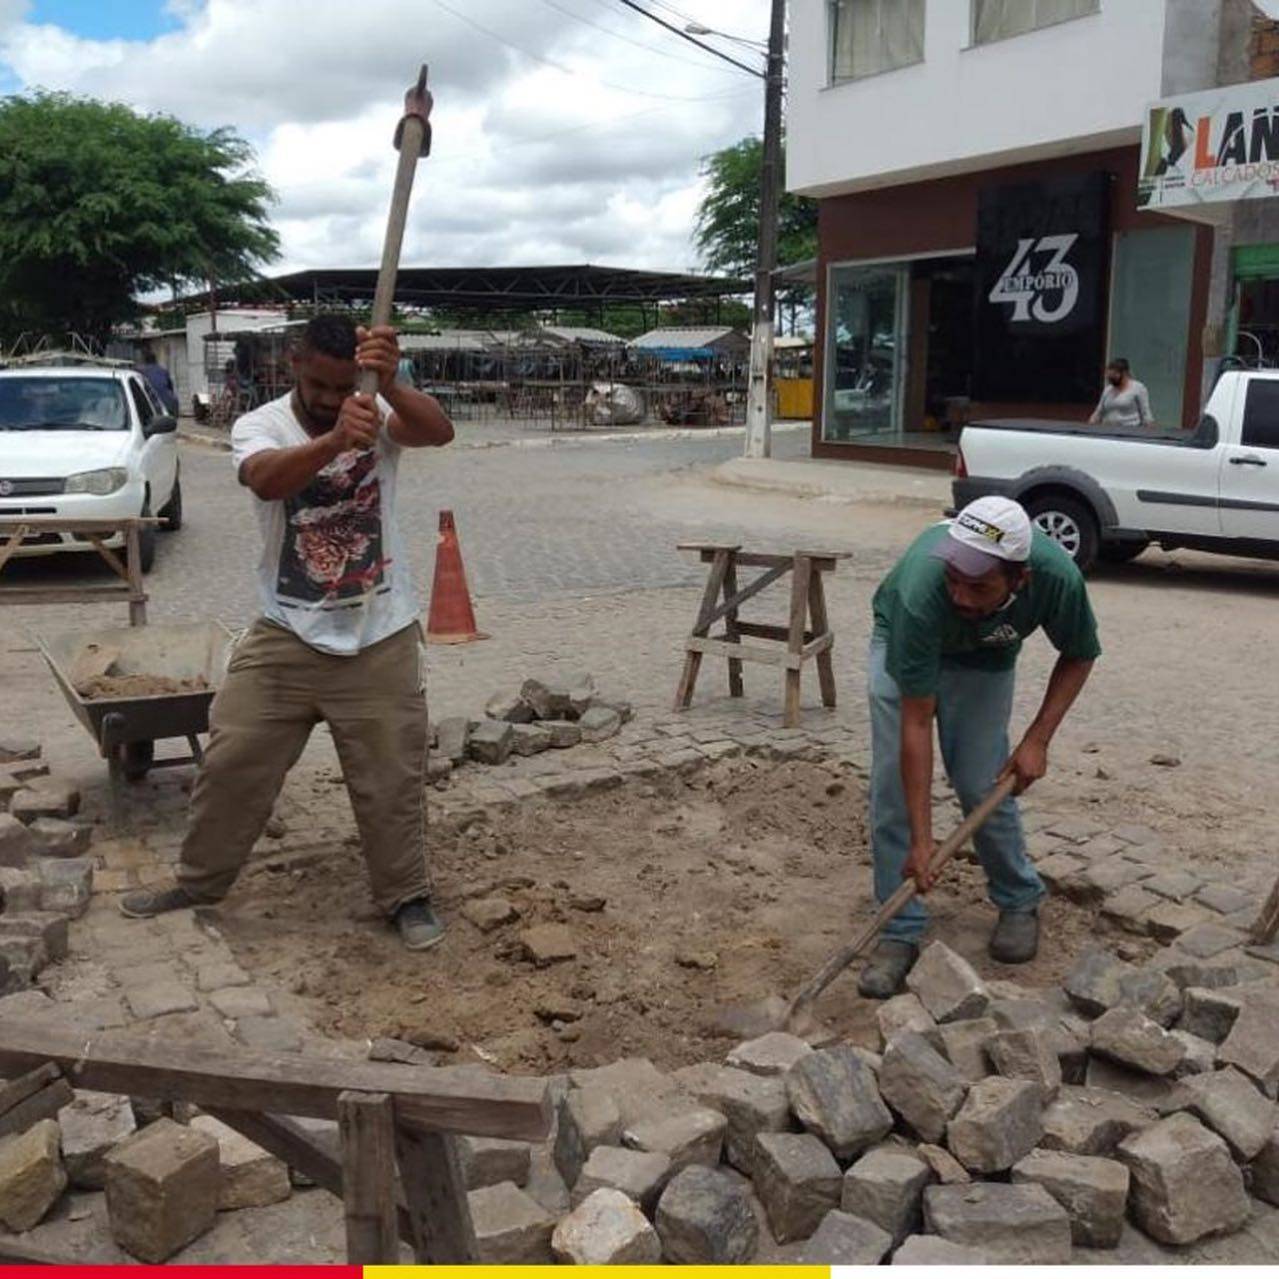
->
[[0, 740, 95, 997], [429, 674, 632, 784], [459, 939, 1279, 1265], [0, 1085, 303, 1261]]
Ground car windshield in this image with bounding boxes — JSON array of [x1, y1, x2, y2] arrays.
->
[[0, 377, 129, 431]]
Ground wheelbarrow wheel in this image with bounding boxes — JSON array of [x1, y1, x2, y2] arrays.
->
[[110, 741, 155, 783]]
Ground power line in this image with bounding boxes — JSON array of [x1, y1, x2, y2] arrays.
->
[[609, 0, 764, 77], [649, 0, 757, 43], [533, 0, 739, 72], [429, 0, 746, 100], [645, 0, 766, 48]]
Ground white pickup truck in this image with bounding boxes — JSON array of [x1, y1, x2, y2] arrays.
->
[[953, 369, 1279, 572]]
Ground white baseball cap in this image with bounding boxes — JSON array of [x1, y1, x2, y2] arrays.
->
[[932, 496, 1033, 578]]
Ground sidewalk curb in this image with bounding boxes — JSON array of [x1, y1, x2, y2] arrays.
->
[[710, 457, 950, 509], [178, 426, 232, 452], [179, 421, 810, 455]]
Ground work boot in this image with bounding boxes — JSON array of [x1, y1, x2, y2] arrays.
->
[[119, 883, 199, 919], [395, 897, 445, 951], [857, 939, 918, 1000], [989, 907, 1040, 964]]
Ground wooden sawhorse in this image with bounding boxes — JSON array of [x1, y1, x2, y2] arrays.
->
[[674, 542, 848, 728], [0, 517, 152, 625]]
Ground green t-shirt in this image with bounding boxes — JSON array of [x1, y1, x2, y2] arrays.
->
[[872, 523, 1102, 698]]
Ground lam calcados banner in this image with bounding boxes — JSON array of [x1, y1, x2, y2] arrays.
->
[[1140, 76, 1279, 210]]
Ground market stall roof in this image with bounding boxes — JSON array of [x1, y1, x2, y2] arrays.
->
[[629, 326, 749, 352], [541, 324, 625, 345], [181, 264, 748, 311]]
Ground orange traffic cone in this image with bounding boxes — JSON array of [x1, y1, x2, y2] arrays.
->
[[426, 510, 488, 644]]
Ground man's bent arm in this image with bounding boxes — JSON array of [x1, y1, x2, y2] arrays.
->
[[1005, 655, 1095, 792], [385, 382, 454, 448], [901, 694, 937, 886], [239, 437, 342, 502]]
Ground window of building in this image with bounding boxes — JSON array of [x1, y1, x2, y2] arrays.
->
[[829, 0, 924, 83], [1242, 379, 1279, 450], [971, 0, 1098, 46]]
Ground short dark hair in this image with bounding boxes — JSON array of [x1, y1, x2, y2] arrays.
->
[[298, 314, 357, 360], [142, 349, 157, 364], [1107, 357, 1130, 374]]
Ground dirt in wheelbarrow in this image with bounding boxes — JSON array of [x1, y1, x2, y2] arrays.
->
[[221, 757, 1124, 1075], [76, 673, 211, 699]]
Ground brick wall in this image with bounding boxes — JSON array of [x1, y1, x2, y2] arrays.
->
[[1249, 13, 1279, 80]]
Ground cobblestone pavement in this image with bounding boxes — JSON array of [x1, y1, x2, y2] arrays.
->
[[1, 424, 814, 623], [4, 421, 1278, 880], [2, 427, 1277, 1007], [6, 421, 1279, 1260]]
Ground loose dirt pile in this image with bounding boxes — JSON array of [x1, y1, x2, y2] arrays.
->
[[76, 673, 211, 699], [223, 758, 1122, 1075]]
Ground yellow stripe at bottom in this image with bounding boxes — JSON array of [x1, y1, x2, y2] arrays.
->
[[369, 1268, 828, 1278]]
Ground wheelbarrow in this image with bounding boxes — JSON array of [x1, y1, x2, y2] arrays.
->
[[37, 622, 235, 792]]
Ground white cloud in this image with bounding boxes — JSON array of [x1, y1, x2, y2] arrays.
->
[[0, 0, 768, 278]]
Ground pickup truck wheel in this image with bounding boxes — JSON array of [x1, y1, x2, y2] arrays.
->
[[1026, 494, 1098, 572]]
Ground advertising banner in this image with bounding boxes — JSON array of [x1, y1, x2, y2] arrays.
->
[[1140, 76, 1279, 210], [973, 172, 1110, 404]]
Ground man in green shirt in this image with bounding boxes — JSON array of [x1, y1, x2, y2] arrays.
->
[[860, 496, 1100, 998]]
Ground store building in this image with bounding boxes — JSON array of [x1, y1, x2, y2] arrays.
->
[[788, 0, 1279, 466]]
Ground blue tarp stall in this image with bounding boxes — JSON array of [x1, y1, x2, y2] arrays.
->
[[644, 345, 715, 362]]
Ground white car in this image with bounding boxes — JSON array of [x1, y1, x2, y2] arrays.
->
[[953, 368, 1279, 572], [0, 365, 181, 573]]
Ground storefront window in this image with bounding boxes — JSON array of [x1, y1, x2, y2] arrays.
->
[[1108, 226, 1195, 429], [822, 263, 906, 442], [971, 0, 1097, 45], [829, 0, 924, 83]]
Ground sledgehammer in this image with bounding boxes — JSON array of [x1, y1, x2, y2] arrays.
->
[[356, 65, 433, 397]]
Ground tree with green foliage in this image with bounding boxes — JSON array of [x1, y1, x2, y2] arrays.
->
[[0, 92, 278, 346], [694, 136, 817, 332]]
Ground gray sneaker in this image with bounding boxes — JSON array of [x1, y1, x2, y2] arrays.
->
[[857, 939, 919, 1000], [395, 898, 445, 951], [119, 883, 198, 919], [990, 907, 1040, 964]]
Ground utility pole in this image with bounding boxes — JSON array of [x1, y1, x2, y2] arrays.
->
[[744, 0, 785, 459]]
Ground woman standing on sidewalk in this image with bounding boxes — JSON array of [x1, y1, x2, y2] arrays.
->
[[1089, 358, 1154, 429]]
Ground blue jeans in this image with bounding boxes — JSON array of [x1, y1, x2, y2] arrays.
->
[[868, 636, 1045, 944]]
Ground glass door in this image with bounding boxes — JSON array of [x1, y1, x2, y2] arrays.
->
[[1107, 226, 1195, 429], [823, 263, 907, 443]]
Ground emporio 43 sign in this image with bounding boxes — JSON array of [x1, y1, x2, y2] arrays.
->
[[1140, 76, 1279, 209]]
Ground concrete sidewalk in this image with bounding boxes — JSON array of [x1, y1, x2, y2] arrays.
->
[[712, 455, 952, 509]]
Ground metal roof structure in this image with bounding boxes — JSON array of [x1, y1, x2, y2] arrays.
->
[[399, 331, 496, 353], [629, 326, 749, 352], [541, 325, 625, 345], [185, 265, 748, 313]]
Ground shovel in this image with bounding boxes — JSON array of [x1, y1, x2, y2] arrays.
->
[[767, 773, 1020, 1036], [356, 65, 434, 397]]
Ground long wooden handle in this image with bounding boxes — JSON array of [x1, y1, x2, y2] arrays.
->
[[357, 68, 431, 398], [786, 773, 1019, 1021]]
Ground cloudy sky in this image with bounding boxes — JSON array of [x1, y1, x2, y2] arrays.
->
[[0, 0, 769, 279]]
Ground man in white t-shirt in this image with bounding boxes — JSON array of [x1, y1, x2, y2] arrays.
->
[[120, 315, 454, 950]]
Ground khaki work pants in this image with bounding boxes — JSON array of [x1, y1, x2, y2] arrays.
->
[[177, 619, 430, 916]]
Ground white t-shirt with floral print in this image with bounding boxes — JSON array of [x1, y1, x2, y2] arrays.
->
[[231, 392, 418, 656]]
